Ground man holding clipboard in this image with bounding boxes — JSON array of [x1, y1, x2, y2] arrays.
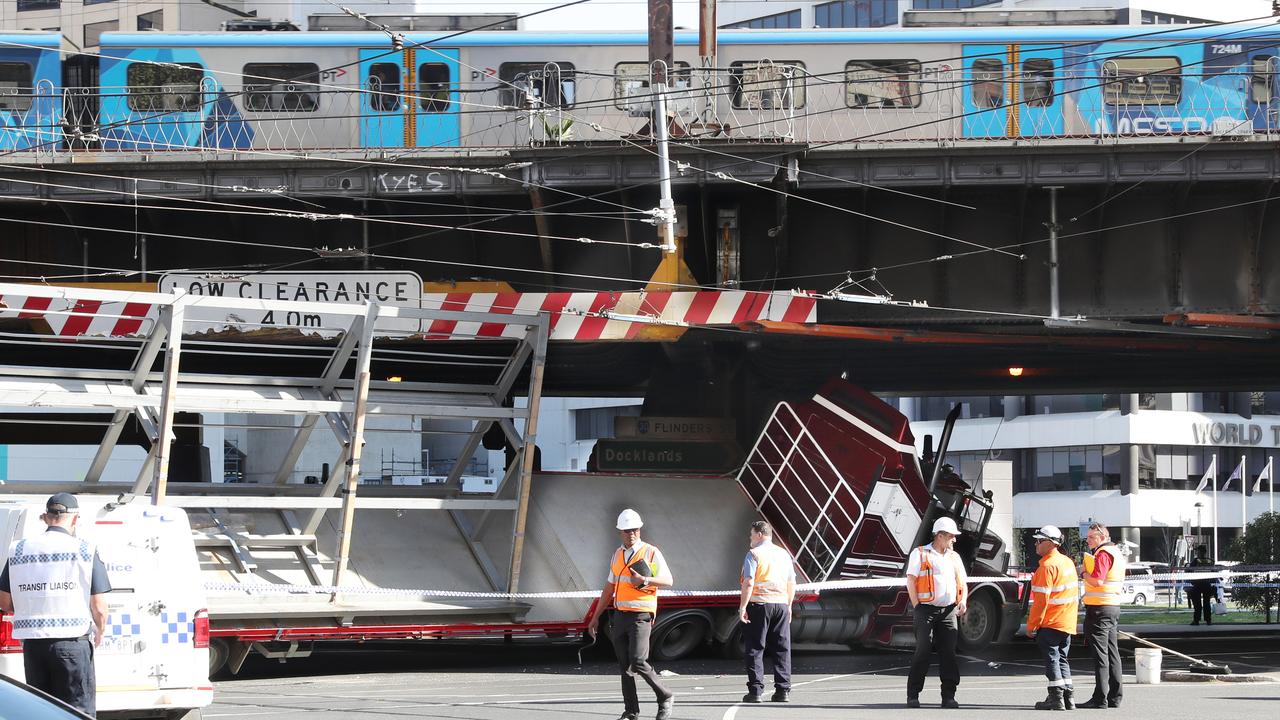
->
[[587, 509, 676, 720]]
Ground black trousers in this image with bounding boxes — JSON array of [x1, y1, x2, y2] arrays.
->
[[23, 635, 96, 717], [1189, 586, 1214, 624], [907, 604, 959, 700], [608, 610, 672, 714], [743, 602, 792, 694], [1036, 627, 1073, 692], [1084, 605, 1123, 705]]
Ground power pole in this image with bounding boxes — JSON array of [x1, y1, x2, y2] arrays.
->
[[648, 0, 674, 86], [649, 0, 677, 254]]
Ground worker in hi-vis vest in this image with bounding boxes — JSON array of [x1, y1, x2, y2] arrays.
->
[[586, 509, 675, 720], [0, 493, 112, 717], [1026, 525, 1080, 711], [1078, 522, 1126, 709], [904, 516, 968, 709], [737, 520, 797, 704]]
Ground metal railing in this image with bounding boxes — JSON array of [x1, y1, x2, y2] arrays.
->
[[1, 66, 1277, 160]]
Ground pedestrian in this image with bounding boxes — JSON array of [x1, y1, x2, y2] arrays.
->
[[737, 520, 796, 704], [1027, 525, 1080, 711], [0, 493, 112, 717], [1187, 545, 1217, 626], [586, 509, 676, 720], [905, 516, 968, 709], [1079, 522, 1125, 709]]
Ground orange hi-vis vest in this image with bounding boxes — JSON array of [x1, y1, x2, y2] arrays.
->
[[1082, 544, 1125, 607], [609, 542, 661, 613], [1027, 547, 1080, 635], [911, 545, 947, 603], [742, 542, 795, 604]]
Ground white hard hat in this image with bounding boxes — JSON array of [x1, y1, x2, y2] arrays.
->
[[932, 517, 961, 536], [616, 508, 643, 530], [1033, 525, 1064, 544]]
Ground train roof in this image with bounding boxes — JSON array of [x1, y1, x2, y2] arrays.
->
[[0, 32, 61, 49], [97, 23, 1280, 49]]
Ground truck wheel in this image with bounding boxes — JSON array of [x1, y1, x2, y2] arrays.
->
[[650, 611, 710, 662], [208, 638, 229, 677], [958, 591, 998, 652]]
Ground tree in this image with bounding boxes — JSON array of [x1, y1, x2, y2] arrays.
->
[[1225, 512, 1280, 624]]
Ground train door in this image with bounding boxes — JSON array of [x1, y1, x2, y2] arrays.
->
[[1246, 49, 1279, 132], [962, 44, 1063, 138], [358, 48, 461, 148]]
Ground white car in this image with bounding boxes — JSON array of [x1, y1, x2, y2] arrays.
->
[[1120, 563, 1158, 605]]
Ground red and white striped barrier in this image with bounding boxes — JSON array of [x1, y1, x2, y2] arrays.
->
[[0, 290, 815, 342]]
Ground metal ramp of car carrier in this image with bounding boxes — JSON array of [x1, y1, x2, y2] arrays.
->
[[0, 282, 549, 623]]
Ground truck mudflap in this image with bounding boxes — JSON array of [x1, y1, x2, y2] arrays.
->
[[739, 378, 1020, 650]]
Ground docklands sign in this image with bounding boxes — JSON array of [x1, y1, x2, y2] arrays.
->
[[1191, 421, 1280, 447]]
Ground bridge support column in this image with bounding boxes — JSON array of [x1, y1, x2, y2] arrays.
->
[[1122, 444, 1139, 497]]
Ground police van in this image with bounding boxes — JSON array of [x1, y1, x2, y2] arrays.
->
[[0, 498, 212, 719]]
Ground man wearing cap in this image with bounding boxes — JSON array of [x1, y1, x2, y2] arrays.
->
[[587, 508, 676, 720], [1027, 525, 1079, 711], [0, 493, 112, 716], [905, 516, 969, 709]]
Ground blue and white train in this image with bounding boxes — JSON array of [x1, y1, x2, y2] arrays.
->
[[2, 23, 1280, 152]]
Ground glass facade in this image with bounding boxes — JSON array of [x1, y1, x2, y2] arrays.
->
[[16, 0, 60, 10], [815, 0, 897, 28], [723, 10, 802, 30], [912, 0, 1000, 9]]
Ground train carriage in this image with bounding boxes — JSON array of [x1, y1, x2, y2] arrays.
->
[[0, 32, 62, 152], [9, 23, 1280, 154]]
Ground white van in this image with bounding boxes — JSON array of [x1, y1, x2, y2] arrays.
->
[[1121, 563, 1158, 605], [0, 498, 212, 719]]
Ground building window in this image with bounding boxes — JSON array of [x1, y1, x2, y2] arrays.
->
[[814, 0, 898, 28], [1140, 10, 1212, 24], [367, 63, 401, 111], [971, 58, 1004, 108], [845, 59, 922, 108], [0, 62, 34, 112], [1144, 445, 1275, 492], [731, 61, 805, 110], [84, 19, 119, 49], [85, 0, 116, 4], [723, 9, 802, 29], [1023, 58, 1055, 107], [499, 62, 576, 109], [137, 10, 163, 31], [16, 0, 60, 10], [126, 62, 203, 112], [1029, 445, 1117, 492], [574, 405, 641, 441], [913, 0, 1000, 9], [1103, 57, 1181, 106], [613, 61, 693, 111], [418, 63, 451, 112], [1251, 56, 1276, 104], [243, 62, 320, 112]]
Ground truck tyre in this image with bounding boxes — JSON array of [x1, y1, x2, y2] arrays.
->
[[208, 638, 230, 677], [650, 611, 710, 662], [958, 590, 998, 652]]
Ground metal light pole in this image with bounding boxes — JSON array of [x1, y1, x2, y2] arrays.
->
[[1046, 186, 1062, 319]]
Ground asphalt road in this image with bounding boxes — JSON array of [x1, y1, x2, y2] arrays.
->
[[205, 636, 1280, 719]]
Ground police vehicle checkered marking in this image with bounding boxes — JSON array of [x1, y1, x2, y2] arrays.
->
[[161, 611, 193, 645], [108, 613, 142, 637]]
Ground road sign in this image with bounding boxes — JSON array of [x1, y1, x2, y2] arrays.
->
[[594, 439, 742, 473], [159, 271, 423, 336]]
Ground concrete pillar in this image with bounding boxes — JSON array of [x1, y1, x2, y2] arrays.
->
[[1120, 393, 1140, 416], [1122, 444, 1139, 496], [1002, 395, 1024, 421], [981, 460, 1014, 564], [1231, 392, 1253, 420]]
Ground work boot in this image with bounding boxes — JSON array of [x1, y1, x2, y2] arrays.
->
[[742, 693, 763, 703], [1077, 697, 1108, 709], [906, 697, 921, 708], [941, 698, 961, 709], [1035, 688, 1066, 711], [656, 695, 675, 720], [771, 688, 790, 703], [1063, 688, 1076, 710], [615, 714, 639, 720]]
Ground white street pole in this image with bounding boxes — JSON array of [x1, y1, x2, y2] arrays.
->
[[1241, 454, 1248, 538], [1270, 456, 1275, 515], [653, 75, 677, 254], [1212, 462, 1219, 563]]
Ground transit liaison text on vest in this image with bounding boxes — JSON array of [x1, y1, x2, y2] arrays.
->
[[16, 581, 78, 592], [181, 280, 412, 303]]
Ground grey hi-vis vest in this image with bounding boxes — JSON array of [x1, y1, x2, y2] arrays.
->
[[7, 531, 95, 640]]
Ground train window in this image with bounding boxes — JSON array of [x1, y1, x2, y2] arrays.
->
[[418, 63, 451, 113], [730, 61, 806, 110], [126, 62, 203, 113], [1251, 55, 1276, 103], [1102, 57, 1181, 106], [1022, 58, 1054, 107], [613, 62, 693, 111], [243, 63, 320, 113], [970, 58, 1004, 108], [367, 63, 401, 112], [499, 62, 576, 109], [845, 60, 921, 109], [0, 62, 34, 112]]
